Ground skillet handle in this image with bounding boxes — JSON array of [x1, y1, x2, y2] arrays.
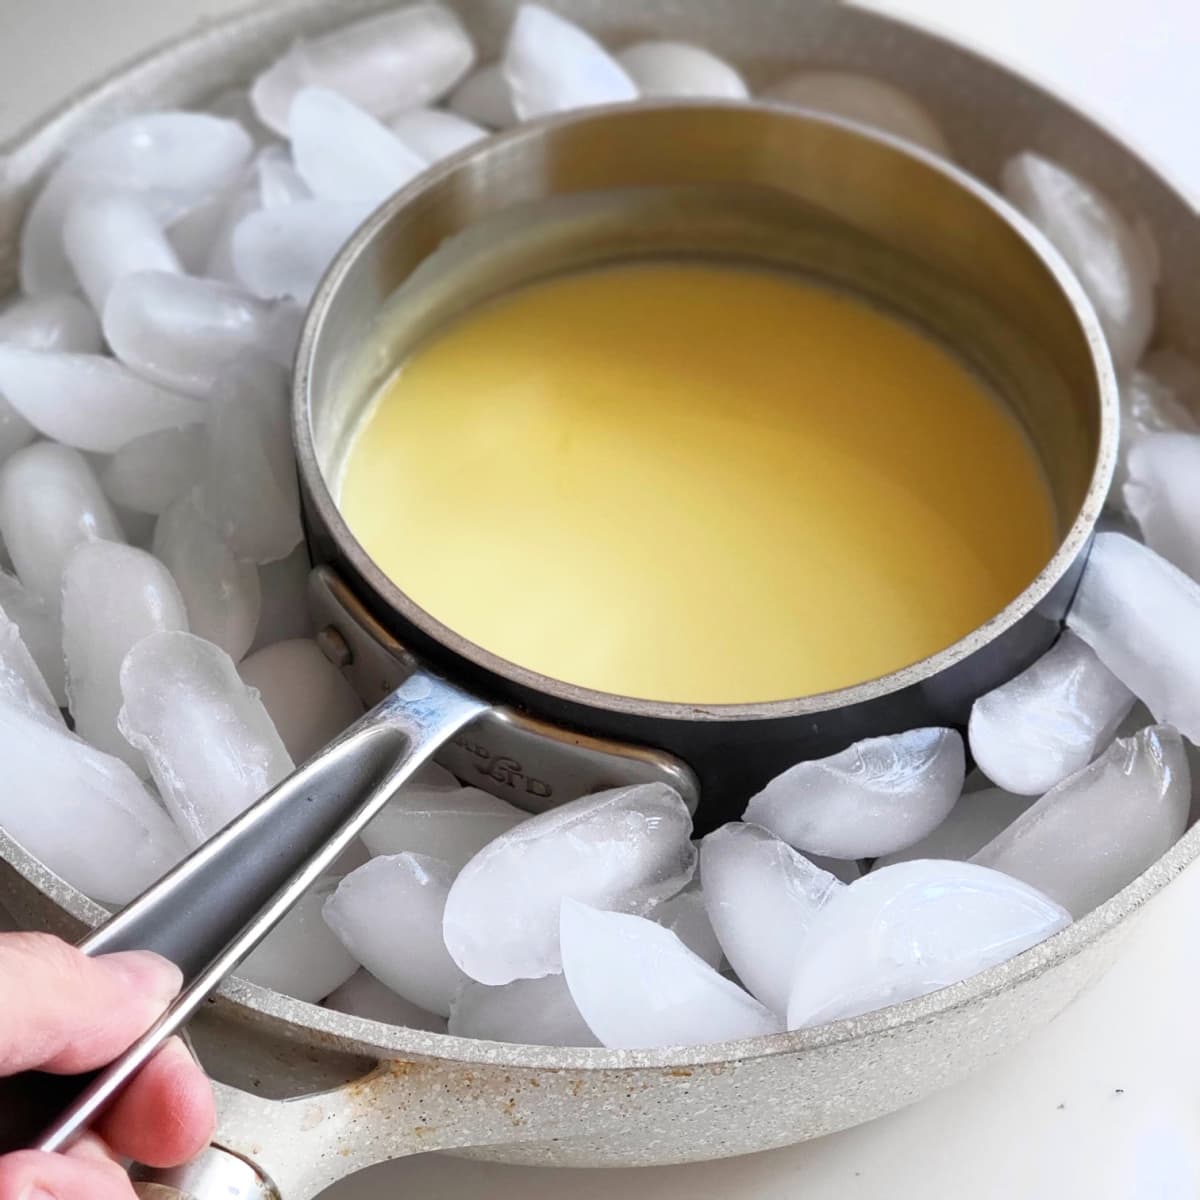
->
[[12, 670, 486, 1155]]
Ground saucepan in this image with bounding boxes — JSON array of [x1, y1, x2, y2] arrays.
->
[[296, 99, 1112, 825], [0, 1, 1196, 1198]]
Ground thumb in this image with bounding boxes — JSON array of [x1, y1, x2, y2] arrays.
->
[[0, 932, 181, 1075]]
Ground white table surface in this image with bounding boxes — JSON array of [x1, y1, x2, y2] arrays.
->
[[2, 2, 1198, 1196]]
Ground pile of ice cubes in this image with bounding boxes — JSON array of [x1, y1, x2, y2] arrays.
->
[[0, 3, 1195, 1049]]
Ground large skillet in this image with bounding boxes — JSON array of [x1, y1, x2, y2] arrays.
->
[[0, 2, 1197, 1197]]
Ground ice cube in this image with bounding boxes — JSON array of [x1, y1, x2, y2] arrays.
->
[[700, 822, 843, 1015], [1124, 433, 1200, 583], [102, 425, 204, 516], [289, 88, 426, 213], [202, 175, 264, 286], [972, 726, 1189, 918], [238, 638, 363, 763], [361, 761, 527, 866], [0, 348, 202, 453], [0, 442, 124, 609], [448, 63, 517, 128], [1001, 153, 1155, 373], [62, 540, 188, 771], [323, 852, 468, 1017], [786, 860, 1071, 1029], [194, 355, 303, 564], [0, 401, 33, 468], [442, 782, 695, 985], [0, 395, 34, 480], [0, 294, 102, 354], [251, 5, 475, 136], [250, 544, 314, 651], [503, 5, 637, 120], [875, 787, 1036, 868], [167, 187, 240, 274], [763, 71, 951, 157], [0, 294, 102, 463], [119, 630, 293, 845], [0, 697, 185, 905], [744, 728, 965, 859], [254, 145, 312, 209], [616, 41, 747, 99], [236, 876, 357, 1002], [448, 973, 597, 1046], [153, 492, 261, 661], [231, 199, 362, 303], [1112, 349, 1200, 501], [650, 887, 723, 969], [560, 900, 782, 1049], [52, 112, 252, 214], [388, 107, 487, 162], [0, 603, 63, 726], [0, 571, 65, 705], [103, 271, 302, 398], [969, 631, 1135, 795], [1133, 347, 1200, 415], [1066, 532, 1200, 744], [62, 193, 182, 314], [21, 112, 253, 296], [323, 968, 447, 1032]]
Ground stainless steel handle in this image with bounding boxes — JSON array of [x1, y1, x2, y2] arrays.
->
[[21, 670, 486, 1153], [132, 1145, 280, 1199], [307, 566, 701, 814]]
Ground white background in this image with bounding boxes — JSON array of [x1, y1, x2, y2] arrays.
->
[[1, 2, 1198, 1196]]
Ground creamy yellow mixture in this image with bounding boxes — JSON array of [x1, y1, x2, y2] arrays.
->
[[341, 262, 1056, 703]]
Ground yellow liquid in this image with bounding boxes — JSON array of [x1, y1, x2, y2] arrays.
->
[[341, 262, 1056, 703]]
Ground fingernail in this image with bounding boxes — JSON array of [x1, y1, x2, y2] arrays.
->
[[99, 949, 183, 1004]]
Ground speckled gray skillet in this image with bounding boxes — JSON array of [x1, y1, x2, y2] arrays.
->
[[0, 2, 1198, 1197]]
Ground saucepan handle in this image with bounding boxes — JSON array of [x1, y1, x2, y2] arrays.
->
[[7, 671, 486, 1157], [132, 1142, 280, 1199]]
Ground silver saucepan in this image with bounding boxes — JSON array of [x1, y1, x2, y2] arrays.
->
[[0, 2, 1196, 1198], [296, 99, 1112, 825]]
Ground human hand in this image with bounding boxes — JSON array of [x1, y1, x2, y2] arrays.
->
[[0, 932, 214, 1199]]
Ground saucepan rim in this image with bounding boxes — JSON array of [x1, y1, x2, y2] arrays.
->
[[294, 97, 1119, 724]]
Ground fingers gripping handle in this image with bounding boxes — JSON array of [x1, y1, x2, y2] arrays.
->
[[19, 671, 486, 1155]]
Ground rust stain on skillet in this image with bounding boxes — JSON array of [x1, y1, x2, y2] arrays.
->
[[343, 1059, 424, 1095], [338, 1056, 697, 1133], [343, 1058, 544, 1121]]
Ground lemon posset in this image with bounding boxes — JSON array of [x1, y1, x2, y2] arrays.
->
[[341, 261, 1056, 703]]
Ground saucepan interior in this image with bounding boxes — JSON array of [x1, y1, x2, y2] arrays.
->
[[296, 101, 1115, 725]]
